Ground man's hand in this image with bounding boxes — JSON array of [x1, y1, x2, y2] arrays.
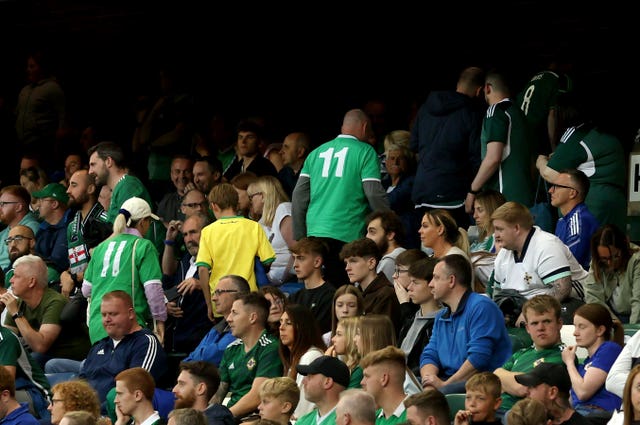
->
[[0, 292, 18, 316], [464, 192, 476, 214], [177, 277, 200, 295], [165, 220, 183, 241], [421, 373, 445, 389], [166, 301, 183, 318], [59, 271, 75, 298]]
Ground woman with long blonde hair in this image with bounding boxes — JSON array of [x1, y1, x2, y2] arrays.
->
[[326, 316, 362, 388], [248, 176, 295, 285]]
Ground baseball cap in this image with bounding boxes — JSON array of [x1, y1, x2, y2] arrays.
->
[[296, 356, 350, 388], [514, 362, 571, 393], [119, 197, 160, 223], [32, 183, 69, 204]]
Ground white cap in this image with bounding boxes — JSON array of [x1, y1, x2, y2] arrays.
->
[[119, 197, 159, 226]]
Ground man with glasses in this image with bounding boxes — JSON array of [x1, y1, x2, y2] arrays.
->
[[3, 226, 59, 288], [549, 169, 599, 270], [183, 275, 250, 366], [490, 201, 589, 326], [0, 185, 40, 273]]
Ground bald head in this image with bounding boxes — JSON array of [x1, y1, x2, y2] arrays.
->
[[341, 109, 370, 142], [7, 225, 35, 262], [67, 169, 97, 208]]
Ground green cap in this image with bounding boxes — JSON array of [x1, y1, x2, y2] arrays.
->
[[32, 183, 69, 204]]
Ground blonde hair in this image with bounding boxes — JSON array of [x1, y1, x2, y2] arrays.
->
[[357, 314, 395, 355], [491, 201, 534, 229], [259, 377, 300, 415], [337, 316, 362, 371], [383, 130, 410, 153], [507, 398, 548, 425], [423, 209, 470, 257], [248, 175, 289, 227]]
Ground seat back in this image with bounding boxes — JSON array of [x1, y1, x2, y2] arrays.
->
[[445, 393, 466, 423]]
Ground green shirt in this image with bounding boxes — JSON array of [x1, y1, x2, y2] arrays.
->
[[295, 408, 337, 425], [481, 100, 534, 207], [499, 344, 564, 410], [375, 403, 407, 425], [348, 365, 363, 389], [219, 330, 282, 408], [0, 327, 51, 399]]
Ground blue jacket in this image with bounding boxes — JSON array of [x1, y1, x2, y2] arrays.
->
[[0, 403, 40, 425], [419, 291, 511, 378], [79, 328, 167, 403], [35, 208, 73, 273], [555, 203, 599, 270], [184, 319, 236, 366], [410, 90, 483, 206], [204, 403, 235, 425]]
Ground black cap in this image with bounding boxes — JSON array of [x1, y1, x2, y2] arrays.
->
[[514, 362, 571, 393], [296, 356, 350, 388]]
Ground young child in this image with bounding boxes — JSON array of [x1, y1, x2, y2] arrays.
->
[[256, 377, 300, 425], [454, 372, 503, 425]]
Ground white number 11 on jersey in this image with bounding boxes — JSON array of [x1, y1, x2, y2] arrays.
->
[[319, 147, 349, 177]]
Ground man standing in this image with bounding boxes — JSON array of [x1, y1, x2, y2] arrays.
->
[[191, 156, 223, 195], [156, 154, 194, 226], [465, 70, 534, 213], [0, 186, 40, 272], [420, 254, 512, 394], [549, 169, 599, 270], [172, 361, 234, 425], [32, 182, 72, 274], [410, 66, 485, 229], [87, 141, 154, 224], [295, 356, 351, 425], [59, 169, 109, 297], [365, 210, 406, 282], [223, 120, 278, 182], [184, 275, 250, 365], [278, 132, 310, 198], [292, 109, 390, 286], [214, 293, 282, 420]]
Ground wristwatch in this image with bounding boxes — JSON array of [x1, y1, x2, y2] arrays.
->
[[12, 311, 23, 320]]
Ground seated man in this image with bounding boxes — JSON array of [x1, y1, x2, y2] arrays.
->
[[335, 389, 376, 425], [3, 225, 60, 288], [419, 254, 512, 394], [0, 286, 51, 420], [0, 367, 40, 424], [32, 182, 73, 274], [493, 294, 565, 417], [114, 367, 164, 425], [79, 290, 167, 407], [549, 168, 599, 270], [214, 292, 282, 420], [1, 254, 90, 368], [183, 275, 250, 365], [490, 201, 588, 325]]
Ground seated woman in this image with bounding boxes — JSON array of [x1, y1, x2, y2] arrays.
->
[[278, 304, 325, 419], [469, 190, 506, 291], [562, 303, 624, 420], [322, 284, 364, 347], [419, 209, 470, 260], [584, 224, 640, 324], [606, 364, 640, 425], [259, 286, 288, 338], [325, 316, 362, 389], [248, 176, 295, 286]]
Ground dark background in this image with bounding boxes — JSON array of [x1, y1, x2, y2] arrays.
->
[[0, 1, 635, 150]]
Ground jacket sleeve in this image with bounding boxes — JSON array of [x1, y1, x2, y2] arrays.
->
[[606, 330, 640, 397], [291, 175, 310, 240]]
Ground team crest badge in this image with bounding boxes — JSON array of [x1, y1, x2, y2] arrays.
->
[[533, 358, 544, 367], [247, 357, 256, 370]]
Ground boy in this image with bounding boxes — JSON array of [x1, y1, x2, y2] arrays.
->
[[288, 237, 336, 333], [257, 377, 300, 425], [454, 372, 502, 425], [339, 238, 401, 333]]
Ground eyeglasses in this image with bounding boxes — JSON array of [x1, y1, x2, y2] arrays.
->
[[394, 267, 409, 275], [0, 201, 18, 207], [182, 202, 206, 209], [5, 236, 33, 245], [550, 183, 578, 193], [213, 289, 238, 296], [248, 192, 263, 201]]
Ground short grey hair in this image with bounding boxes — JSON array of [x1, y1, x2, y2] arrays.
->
[[13, 254, 47, 289], [336, 389, 376, 424]]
